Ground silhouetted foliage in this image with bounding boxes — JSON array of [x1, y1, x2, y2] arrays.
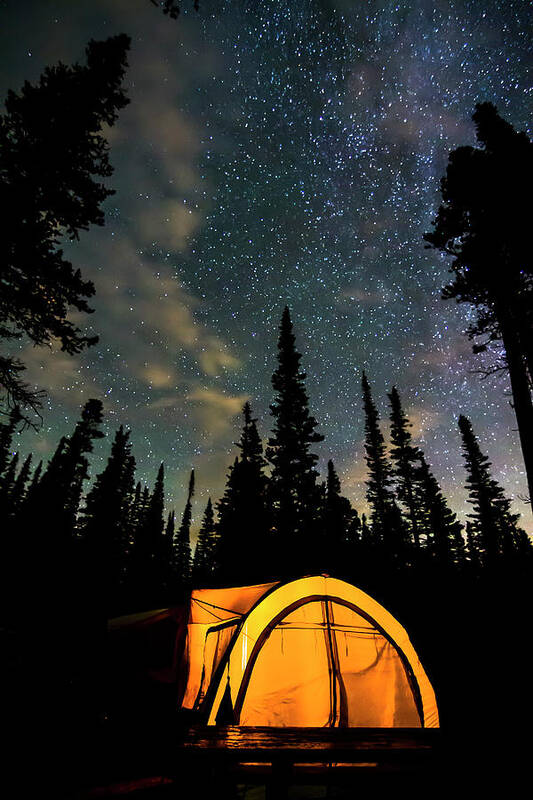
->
[[0, 406, 22, 474], [388, 386, 424, 548], [416, 455, 465, 569], [0, 452, 18, 515], [192, 498, 218, 585], [128, 464, 167, 608], [7, 452, 32, 518], [0, 36, 130, 420], [173, 469, 194, 590], [149, 0, 199, 19], [217, 402, 270, 583], [425, 103, 533, 509], [81, 426, 136, 613], [266, 307, 324, 574], [458, 414, 529, 568], [361, 372, 408, 563], [35, 399, 105, 544], [322, 459, 357, 572]]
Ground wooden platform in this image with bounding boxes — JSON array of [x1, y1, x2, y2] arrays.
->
[[72, 724, 442, 798], [182, 725, 441, 797]]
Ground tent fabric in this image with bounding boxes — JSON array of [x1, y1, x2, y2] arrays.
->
[[181, 582, 278, 709], [180, 575, 439, 728]]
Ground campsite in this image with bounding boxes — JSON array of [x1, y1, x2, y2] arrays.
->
[[1, 1, 532, 796]]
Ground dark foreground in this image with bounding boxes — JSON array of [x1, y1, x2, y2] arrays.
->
[[54, 715, 527, 800]]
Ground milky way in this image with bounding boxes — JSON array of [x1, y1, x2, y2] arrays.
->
[[2, 0, 531, 533]]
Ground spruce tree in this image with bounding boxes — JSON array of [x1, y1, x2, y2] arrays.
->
[[0, 407, 21, 476], [0, 452, 18, 512], [1, 36, 130, 417], [388, 387, 423, 548], [8, 452, 32, 516], [361, 372, 407, 561], [36, 399, 105, 543], [138, 463, 166, 605], [217, 402, 269, 583], [22, 459, 42, 510], [174, 469, 194, 588], [323, 459, 355, 573], [80, 426, 136, 613], [266, 307, 323, 574], [417, 456, 465, 568], [425, 104, 533, 510], [192, 498, 218, 585], [458, 415, 525, 567], [161, 509, 176, 597]]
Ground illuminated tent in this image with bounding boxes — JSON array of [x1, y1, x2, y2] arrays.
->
[[179, 575, 439, 728]]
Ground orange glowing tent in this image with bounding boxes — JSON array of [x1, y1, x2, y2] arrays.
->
[[179, 575, 439, 728]]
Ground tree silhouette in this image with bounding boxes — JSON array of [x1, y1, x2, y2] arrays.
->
[[173, 469, 195, 589], [217, 402, 270, 583], [322, 459, 356, 572], [149, 0, 199, 18], [0, 35, 130, 419], [388, 386, 423, 548], [416, 455, 465, 569], [266, 307, 324, 575], [7, 452, 33, 518], [81, 426, 136, 614], [0, 407, 22, 475], [192, 498, 218, 585], [458, 414, 528, 568], [361, 372, 407, 561], [0, 452, 19, 516], [425, 103, 533, 510], [34, 399, 105, 544], [130, 463, 166, 607]]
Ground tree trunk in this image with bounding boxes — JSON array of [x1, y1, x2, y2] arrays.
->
[[498, 303, 533, 516]]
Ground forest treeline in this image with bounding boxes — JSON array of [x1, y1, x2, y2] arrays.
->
[[1, 306, 530, 629]]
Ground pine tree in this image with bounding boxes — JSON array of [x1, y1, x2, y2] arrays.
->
[[217, 403, 270, 582], [425, 104, 533, 510], [161, 509, 176, 597], [192, 498, 218, 584], [0, 452, 18, 508], [388, 387, 423, 548], [266, 307, 324, 574], [8, 452, 32, 516], [22, 459, 42, 511], [465, 521, 481, 573], [129, 481, 146, 538], [458, 415, 525, 567], [141, 463, 166, 604], [1, 36, 130, 417], [417, 456, 465, 568], [322, 459, 355, 573], [80, 426, 136, 612], [36, 399, 105, 543], [361, 372, 407, 561], [0, 407, 21, 476], [174, 469, 194, 587]]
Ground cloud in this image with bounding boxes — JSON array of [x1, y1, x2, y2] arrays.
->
[[18, 340, 104, 408], [186, 387, 249, 440], [86, 236, 242, 386], [141, 364, 176, 389], [199, 337, 242, 376], [138, 200, 203, 252]]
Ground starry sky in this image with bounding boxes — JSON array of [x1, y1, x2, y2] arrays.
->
[[2, 0, 532, 534]]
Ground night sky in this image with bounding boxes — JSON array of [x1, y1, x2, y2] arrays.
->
[[2, 0, 532, 535]]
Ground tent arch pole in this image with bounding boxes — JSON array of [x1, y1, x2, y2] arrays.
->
[[203, 576, 439, 727], [229, 594, 424, 727]]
